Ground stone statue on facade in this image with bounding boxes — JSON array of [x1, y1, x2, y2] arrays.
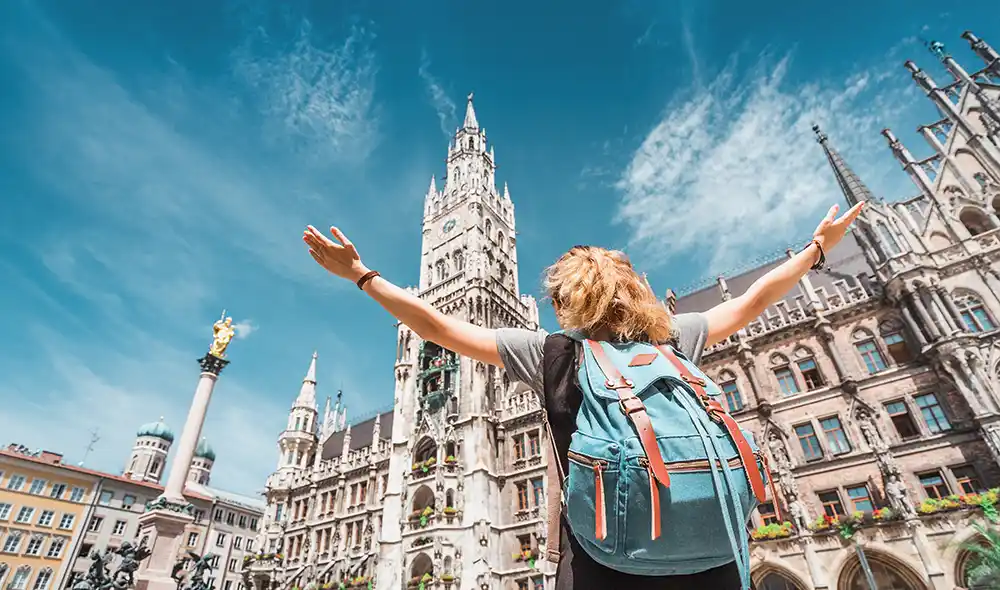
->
[[788, 498, 809, 531], [885, 473, 918, 519], [856, 407, 889, 454], [767, 432, 792, 471]]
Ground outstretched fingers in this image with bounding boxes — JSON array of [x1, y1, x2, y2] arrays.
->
[[839, 202, 865, 225]]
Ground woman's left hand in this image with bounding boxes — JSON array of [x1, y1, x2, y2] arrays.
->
[[812, 202, 864, 251]]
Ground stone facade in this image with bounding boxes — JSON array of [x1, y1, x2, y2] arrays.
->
[[250, 33, 1000, 590]]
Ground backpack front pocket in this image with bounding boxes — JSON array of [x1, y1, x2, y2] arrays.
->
[[565, 450, 619, 554], [622, 456, 751, 562]]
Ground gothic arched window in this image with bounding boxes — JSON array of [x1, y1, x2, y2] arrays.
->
[[878, 318, 913, 364], [485, 219, 493, 240], [769, 353, 799, 397], [453, 250, 464, 272], [959, 207, 995, 236], [852, 328, 887, 374], [716, 370, 743, 412], [954, 291, 996, 332], [467, 138, 474, 150], [876, 221, 901, 256]]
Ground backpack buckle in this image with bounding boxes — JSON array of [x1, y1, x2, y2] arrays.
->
[[605, 377, 634, 390], [682, 375, 707, 388], [619, 397, 645, 416]]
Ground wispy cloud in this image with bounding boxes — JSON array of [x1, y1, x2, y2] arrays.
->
[[234, 20, 380, 165], [418, 49, 457, 138], [615, 45, 924, 273], [0, 3, 380, 494]]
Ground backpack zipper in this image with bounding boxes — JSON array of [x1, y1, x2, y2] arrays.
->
[[566, 451, 608, 541], [638, 456, 743, 472]]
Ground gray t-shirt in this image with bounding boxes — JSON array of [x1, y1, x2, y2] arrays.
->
[[495, 313, 709, 392]]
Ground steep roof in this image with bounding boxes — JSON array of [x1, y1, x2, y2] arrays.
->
[[321, 410, 394, 460]]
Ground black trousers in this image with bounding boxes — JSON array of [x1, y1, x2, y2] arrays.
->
[[554, 527, 751, 590]]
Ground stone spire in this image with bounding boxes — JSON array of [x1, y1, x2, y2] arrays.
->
[[370, 413, 381, 451], [294, 351, 318, 409], [341, 424, 352, 461], [962, 31, 1000, 69], [427, 175, 437, 196], [813, 124, 879, 206], [463, 93, 479, 130], [503, 182, 510, 200]]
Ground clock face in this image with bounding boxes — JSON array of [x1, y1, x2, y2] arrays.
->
[[442, 218, 457, 235]]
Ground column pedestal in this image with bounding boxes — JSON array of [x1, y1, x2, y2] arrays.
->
[[135, 506, 195, 590]]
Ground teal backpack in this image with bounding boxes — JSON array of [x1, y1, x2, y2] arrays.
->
[[543, 333, 772, 589]]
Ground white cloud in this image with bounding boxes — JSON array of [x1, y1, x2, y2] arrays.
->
[[418, 49, 457, 138], [615, 48, 925, 273], [233, 320, 258, 339], [233, 20, 379, 165]]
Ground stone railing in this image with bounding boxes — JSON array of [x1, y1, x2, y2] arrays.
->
[[502, 391, 541, 421]]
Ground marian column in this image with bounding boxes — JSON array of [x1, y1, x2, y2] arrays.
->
[[135, 313, 236, 590]]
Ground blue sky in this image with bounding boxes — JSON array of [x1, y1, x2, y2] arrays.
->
[[1, 0, 997, 496]]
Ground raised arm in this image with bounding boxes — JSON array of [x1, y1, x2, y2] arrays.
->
[[703, 203, 864, 347], [303, 225, 504, 367]]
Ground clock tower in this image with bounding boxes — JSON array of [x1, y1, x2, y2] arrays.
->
[[376, 94, 545, 590]]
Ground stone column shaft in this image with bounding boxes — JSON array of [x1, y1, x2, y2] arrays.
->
[[910, 292, 942, 340], [936, 286, 967, 334], [928, 289, 959, 335], [901, 303, 928, 346], [165, 366, 221, 501]]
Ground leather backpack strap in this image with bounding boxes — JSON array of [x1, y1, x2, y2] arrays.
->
[[584, 340, 671, 489], [543, 419, 564, 563], [656, 345, 768, 504]]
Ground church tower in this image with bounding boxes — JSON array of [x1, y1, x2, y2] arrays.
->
[[277, 352, 320, 472], [124, 417, 173, 484], [377, 94, 543, 589]]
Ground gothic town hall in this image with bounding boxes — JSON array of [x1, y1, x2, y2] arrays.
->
[[245, 31, 1000, 590]]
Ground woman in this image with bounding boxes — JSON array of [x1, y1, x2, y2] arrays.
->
[[302, 202, 863, 590]]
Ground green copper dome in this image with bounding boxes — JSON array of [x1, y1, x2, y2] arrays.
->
[[194, 437, 216, 461], [137, 417, 175, 442]]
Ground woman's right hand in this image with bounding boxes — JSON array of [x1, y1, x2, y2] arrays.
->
[[303, 225, 370, 283]]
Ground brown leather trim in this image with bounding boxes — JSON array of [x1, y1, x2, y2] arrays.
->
[[628, 352, 658, 367], [656, 345, 768, 504], [584, 340, 671, 489]]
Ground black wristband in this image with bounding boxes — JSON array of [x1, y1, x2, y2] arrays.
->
[[357, 270, 380, 290], [805, 239, 825, 270]]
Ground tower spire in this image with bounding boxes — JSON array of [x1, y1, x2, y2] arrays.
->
[[463, 93, 479, 130], [962, 31, 1000, 70], [295, 351, 318, 408], [813, 124, 880, 206]]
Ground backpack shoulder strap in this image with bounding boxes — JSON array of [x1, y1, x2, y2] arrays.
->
[[543, 418, 564, 563], [655, 344, 771, 508]]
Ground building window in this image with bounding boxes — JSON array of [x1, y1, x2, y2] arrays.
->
[[249, 518, 258, 530], [919, 471, 951, 498], [513, 435, 525, 461], [188, 533, 199, 547], [193, 509, 205, 523], [720, 380, 744, 412], [216, 533, 226, 548], [37, 510, 55, 527], [531, 478, 544, 507], [0, 503, 11, 520], [516, 482, 529, 511], [238, 515, 248, 529], [78, 543, 93, 558], [819, 416, 851, 455], [246, 539, 255, 553], [955, 293, 996, 332], [226, 512, 235, 526], [69, 487, 85, 502], [882, 332, 912, 364], [952, 466, 983, 494], [3, 531, 23, 553], [88, 516, 103, 532], [846, 485, 874, 512], [112, 520, 127, 536], [914, 393, 951, 433], [58, 514, 75, 529], [818, 491, 845, 518], [794, 423, 823, 461], [855, 340, 887, 374], [7, 475, 26, 491], [15, 507, 35, 524], [32, 568, 53, 590], [884, 401, 920, 439], [25, 536, 44, 556], [797, 358, 824, 390], [233, 536, 242, 550], [214, 509, 224, 522], [528, 431, 541, 456], [517, 534, 531, 554], [122, 495, 136, 509], [49, 484, 67, 499], [774, 367, 799, 396], [46, 538, 66, 559], [228, 559, 238, 573], [518, 581, 529, 590], [98, 491, 113, 505], [757, 502, 778, 526], [28, 479, 46, 495]]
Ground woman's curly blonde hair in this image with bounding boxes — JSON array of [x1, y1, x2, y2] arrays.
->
[[543, 245, 674, 343]]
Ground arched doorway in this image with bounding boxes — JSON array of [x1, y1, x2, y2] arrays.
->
[[837, 549, 929, 590], [757, 571, 805, 590]]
